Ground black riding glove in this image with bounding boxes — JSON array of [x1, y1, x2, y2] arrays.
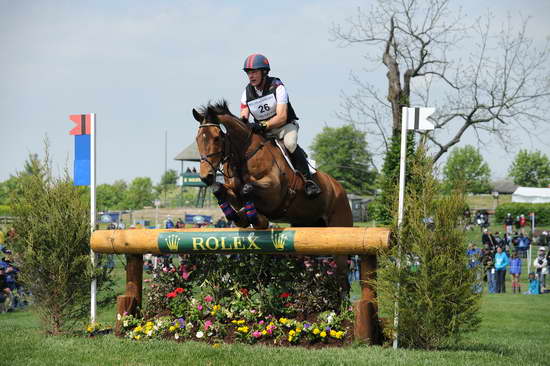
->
[[251, 121, 267, 134]]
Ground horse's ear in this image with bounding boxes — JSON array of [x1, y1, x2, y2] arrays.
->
[[192, 108, 203, 123]]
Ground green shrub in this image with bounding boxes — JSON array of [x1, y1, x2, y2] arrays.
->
[[495, 203, 550, 225], [0, 204, 11, 216], [376, 147, 482, 349], [9, 151, 113, 334]]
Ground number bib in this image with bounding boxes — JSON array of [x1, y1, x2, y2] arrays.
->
[[247, 94, 277, 121]]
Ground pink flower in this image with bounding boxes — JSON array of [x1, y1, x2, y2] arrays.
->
[[181, 272, 190, 280], [327, 271, 334, 275], [252, 331, 262, 338], [329, 260, 338, 268], [204, 295, 213, 303], [258, 320, 265, 325], [204, 320, 213, 330], [197, 304, 203, 311], [162, 267, 169, 273]]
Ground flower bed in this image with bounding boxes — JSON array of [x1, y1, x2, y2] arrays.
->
[[122, 254, 355, 347]]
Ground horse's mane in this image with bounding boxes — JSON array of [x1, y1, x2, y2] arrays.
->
[[199, 100, 240, 122]]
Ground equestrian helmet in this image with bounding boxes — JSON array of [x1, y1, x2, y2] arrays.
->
[[243, 54, 270, 72]]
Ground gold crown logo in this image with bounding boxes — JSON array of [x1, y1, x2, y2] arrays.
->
[[271, 230, 287, 251], [165, 234, 180, 252]]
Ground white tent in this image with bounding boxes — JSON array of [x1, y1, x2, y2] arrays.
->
[[511, 187, 550, 203]]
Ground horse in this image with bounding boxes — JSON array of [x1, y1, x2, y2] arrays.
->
[[191, 100, 354, 296]]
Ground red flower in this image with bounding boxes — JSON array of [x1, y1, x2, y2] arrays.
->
[[175, 287, 185, 294], [240, 288, 249, 296], [279, 292, 290, 298], [166, 292, 177, 299]]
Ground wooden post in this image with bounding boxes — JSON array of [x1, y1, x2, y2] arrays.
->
[[354, 254, 381, 344], [115, 254, 143, 336]]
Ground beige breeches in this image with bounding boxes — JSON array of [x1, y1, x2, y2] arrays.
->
[[266, 122, 299, 153]]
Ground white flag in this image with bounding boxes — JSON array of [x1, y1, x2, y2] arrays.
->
[[403, 107, 435, 131]]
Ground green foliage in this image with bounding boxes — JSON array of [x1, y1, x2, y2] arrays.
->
[[310, 125, 377, 195], [495, 203, 550, 225], [9, 151, 113, 334], [376, 147, 481, 349], [161, 169, 179, 186], [373, 131, 415, 224], [123, 177, 155, 209], [0, 204, 11, 216], [508, 150, 550, 187], [442, 145, 491, 194], [97, 180, 128, 211]]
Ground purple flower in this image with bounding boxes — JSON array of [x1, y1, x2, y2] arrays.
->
[[258, 320, 265, 325], [326, 326, 331, 332], [177, 318, 185, 328], [303, 323, 311, 329]]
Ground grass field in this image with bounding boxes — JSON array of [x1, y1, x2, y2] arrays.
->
[[1, 250, 549, 366]]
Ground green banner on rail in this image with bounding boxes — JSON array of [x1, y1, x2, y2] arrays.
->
[[158, 230, 296, 253]]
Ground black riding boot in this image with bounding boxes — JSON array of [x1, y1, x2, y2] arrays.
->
[[290, 146, 321, 198]]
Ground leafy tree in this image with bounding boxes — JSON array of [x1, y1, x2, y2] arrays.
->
[[96, 180, 128, 211], [123, 177, 155, 209], [442, 145, 491, 194], [310, 125, 377, 195], [161, 169, 178, 186], [9, 151, 113, 334], [508, 150, 550, 187], [376, 146, 481, 349]]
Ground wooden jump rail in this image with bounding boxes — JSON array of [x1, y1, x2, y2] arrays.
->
[[90, 227, 391, 344]]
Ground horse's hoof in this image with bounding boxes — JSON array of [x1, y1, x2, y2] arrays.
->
[[241, 183, 254, 199]]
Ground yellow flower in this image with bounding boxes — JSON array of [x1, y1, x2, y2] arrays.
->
[[313, 328, 320, 335], [238, 326, 249, 333], [134, 335, 141, 340], [336, 331, 344, 339], [212, 343, 221, 348], [296, 328, 302, 333], [231, 320, 237, 324], [261, 330, 267, 335], [279, 317, 287, 324], [213, 305, 221, 311], [145, 321, 154, 327], [320, 331, 327, 338], [289, 330, 296, 336], [288, 335, 293, 342], [210, 311, 216, 316], [330, 330, 337, 337], [134, 326, 143, 333], [86, 326, 94, 333], [169, 325, 176, 332], [237, 319, 245, 325]]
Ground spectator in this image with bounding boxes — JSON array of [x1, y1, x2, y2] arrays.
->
[[175, 218, 185, 228], [517, 233, 530, 259], [215, 218, 228, 228], [494, 246, 509, 293], [481, 244, 496, 294], [527, 272, 540, 295], [0, 266, 13, 312], [518, 214, 527, 235], [504, 213, 514, 234], [533, 247, 548, 293], [165, 216, 175, 229], [481, 229, 495, 248], [510, 252, 522, 294]]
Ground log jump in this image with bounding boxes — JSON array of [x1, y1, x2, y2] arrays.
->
[[91, 226, 391, 344], [90, 227, 390, 255]]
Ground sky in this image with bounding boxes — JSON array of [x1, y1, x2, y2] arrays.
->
[[1, 0, 549, 185]]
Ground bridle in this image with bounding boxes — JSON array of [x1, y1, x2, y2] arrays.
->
[[198, 123, 231, 179]]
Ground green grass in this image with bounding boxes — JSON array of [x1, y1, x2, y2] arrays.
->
[[1, 254, 549, 366]]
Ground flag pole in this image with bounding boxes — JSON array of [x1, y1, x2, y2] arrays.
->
[[393, 107, 409, 349], [90, 113, 97, 323]]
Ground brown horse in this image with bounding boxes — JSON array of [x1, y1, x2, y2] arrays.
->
[[192, 101, 353, 295]]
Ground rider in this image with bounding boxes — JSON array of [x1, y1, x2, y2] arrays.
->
[[240, 53, 321, 198]]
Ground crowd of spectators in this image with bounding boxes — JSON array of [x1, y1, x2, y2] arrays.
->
[[0, 227, 27, 313], [470, 212, 550, 295]]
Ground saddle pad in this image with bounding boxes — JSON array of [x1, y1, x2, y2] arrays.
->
[[273, 139, 317, 175]]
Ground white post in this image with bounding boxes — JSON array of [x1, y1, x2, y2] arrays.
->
[[393, 107, 409, 349], [528, 212, 535, 275], [90, 113, 97, 324]]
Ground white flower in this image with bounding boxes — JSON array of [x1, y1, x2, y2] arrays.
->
[[196, 331, 204, 338], [117, 313, 122, 320], [175, 333, 180, 340], [147, 330, 153, 336], [186, 322, 194, 330], [123, 321, 128, 327]]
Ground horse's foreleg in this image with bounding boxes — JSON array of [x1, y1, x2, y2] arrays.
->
[[241, 183, 269, 229], [212, 182, 240, 222]]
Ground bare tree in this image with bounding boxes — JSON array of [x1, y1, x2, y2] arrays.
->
[[332, 0, 550, 163]]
